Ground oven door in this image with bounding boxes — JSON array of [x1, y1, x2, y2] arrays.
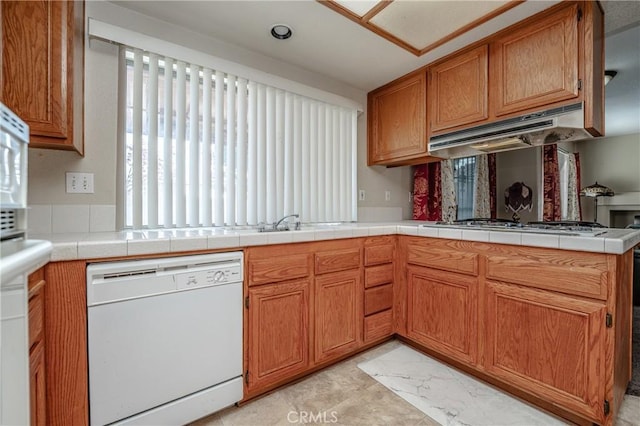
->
[[0, 103, 29, 210]]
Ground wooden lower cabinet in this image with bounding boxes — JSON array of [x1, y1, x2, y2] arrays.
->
[[29, 342, 47, 426], [28, 268, 47, 426], [246, 279, 311, 395], [484, 280, 606, 421], [406, 265, 477, 365], [399, 236, 628, 425], [315, 269, 361, 363]]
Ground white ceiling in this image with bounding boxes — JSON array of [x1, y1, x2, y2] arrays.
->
[[112, 0, 640, 137]]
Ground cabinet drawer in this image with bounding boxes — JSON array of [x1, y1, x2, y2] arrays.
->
[[29, 268, 45, 291], [486, 252, 608, 300], [407, 243, 479, 276], [364, 245, 394, 266], [364, 310, 393, 343], [364, 284, 393, 316], [29, 287, 44, 349], [249, 254, 311, 286], [364, 264, 394, 288], [315, 248, 360, 275]]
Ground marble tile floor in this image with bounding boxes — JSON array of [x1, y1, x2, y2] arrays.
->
[[192, 340, 640, 426]]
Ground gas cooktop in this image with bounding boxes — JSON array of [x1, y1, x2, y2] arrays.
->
[[430, 218, 609, 237]]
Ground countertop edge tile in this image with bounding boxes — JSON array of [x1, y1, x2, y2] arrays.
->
[[207, 235, 241, 249], [127, 239, 171, 256], [34, 224, 640, 261], [170, 236, 208, 252], [78, 240, 128, 259], [50, 241, 79, 261]]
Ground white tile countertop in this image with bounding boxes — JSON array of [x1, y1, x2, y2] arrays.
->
[[0, 239, 53, 283], [30, 221, 640, 262]]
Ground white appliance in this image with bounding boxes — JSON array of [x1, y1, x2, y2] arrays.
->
[[87, 252, 244, 425], [1, 273, 30, 425], [0, 102, 29, 240], [0, 101, 31, 425], [428, 102, 593, 159]]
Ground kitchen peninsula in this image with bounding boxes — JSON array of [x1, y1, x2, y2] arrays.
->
[[33, 222, 639, 426]]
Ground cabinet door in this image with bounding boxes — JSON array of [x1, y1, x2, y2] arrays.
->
[[1, 0, 83, 153], [407, 266, 477, 364], [368, 71, 427, 165], [429, 45, 488, 132], [29, 342, 47, 426], [491, 4, 579, 116], [315, 269, 361, 363], [246, 279, 310, 394], [484, 281, 605, 422]]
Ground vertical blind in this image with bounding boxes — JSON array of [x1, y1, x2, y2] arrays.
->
[[123, 47, 357, 228]]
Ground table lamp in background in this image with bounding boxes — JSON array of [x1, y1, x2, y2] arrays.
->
[[579, 182, 614, 223]]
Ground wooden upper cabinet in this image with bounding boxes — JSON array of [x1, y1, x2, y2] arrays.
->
[[491, 4, 580, 117], [1, 0, 84, 154], [368, 70, 430, 166], [429, 45, 488, 133]]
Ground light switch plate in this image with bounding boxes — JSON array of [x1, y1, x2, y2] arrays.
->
[[66, 172, 95, 193]]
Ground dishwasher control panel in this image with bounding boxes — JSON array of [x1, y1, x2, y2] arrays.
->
[[87, 252, 244, 305], [175, 263, 242, 290]]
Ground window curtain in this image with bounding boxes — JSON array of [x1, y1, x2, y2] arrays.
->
[[473, 153, 497, 218], [575, 152, 582, 220], [565, 153, 581, 221], [441, 159, 457, 222], [543, 145, 562, 221], [412, 162, 442, 221]]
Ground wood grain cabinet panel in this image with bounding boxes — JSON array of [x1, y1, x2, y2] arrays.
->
[[367, 70, 429, 166], [486, 251, 608, 299], [28, 268, 47, 426], [407, 266, 477, 364], [1, 0, 84, 153], [491, 4, 579, 116], [364, 263, 394, 289], [406, 242, 478, 276], [429, 45, 488, 132], [364, 284, 393, 316], [315, 270, 361, 363], [315, 248, 360, 275], [29, 342, 47, 426], [249, 253, 311, 286], [364, 244, 394, 266], [364, 310, 393, 343], [484, 281, 605, 422], [246, 279, 310, 394]]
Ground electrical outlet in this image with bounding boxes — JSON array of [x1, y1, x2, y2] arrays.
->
[[385, 191, 391, 201], [66, 172, 95, 194], [358, 189, 366, 201]]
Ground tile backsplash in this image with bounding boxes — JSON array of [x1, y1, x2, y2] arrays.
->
[[29, 205, 402, 234], [29, 204, 116, 234]]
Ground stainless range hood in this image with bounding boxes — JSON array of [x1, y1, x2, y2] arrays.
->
[[428, 102, 593, 159]]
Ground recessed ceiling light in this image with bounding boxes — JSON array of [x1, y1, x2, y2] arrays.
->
[[271, 24, 292, 40]]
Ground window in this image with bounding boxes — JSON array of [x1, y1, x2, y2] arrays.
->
[[122, 47, 357, 229], [453, 157, 476, 220]]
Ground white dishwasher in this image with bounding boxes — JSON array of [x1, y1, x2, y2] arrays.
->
[[87, 252, 243, 426]]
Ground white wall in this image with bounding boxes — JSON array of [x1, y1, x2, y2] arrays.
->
[[576, 133, 640, 222], [27, 0, 413, 232]]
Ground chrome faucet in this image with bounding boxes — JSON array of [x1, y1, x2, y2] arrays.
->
[[274, 214, 300, 231], [257, 214, 301, 232]]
